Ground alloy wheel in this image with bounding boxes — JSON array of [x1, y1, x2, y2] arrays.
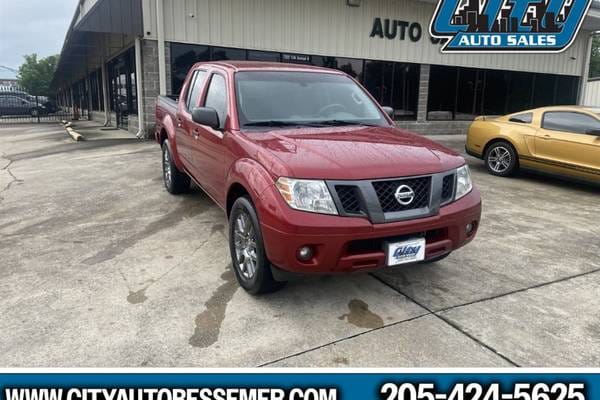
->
[[488, 146, 512, 173], [163, 146, 172, 187], [233, 211, 258, 280]]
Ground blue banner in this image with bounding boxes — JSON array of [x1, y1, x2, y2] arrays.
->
[[1, 372, 599, 400]]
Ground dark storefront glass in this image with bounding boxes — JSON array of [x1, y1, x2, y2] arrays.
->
[[211, 47, 247, 61], [427, 65, 457, 120], [108, 47, 137, 128], [556, 75, 579, 105], [507, 72, 533, 113], [455, 68, 481, 120], [168, 42, 420, 120], [427, 65, 578, 120], [312, 56, 364, 81], [482, 69, 509, 115], [90, 70, 100, 111], [363, 61, 419, 120], [171, 43, 210, 95], [533, 73, 556, 108], [247, 50, 280, 62]]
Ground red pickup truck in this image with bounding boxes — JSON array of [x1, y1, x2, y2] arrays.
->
[[155, 61, 481, 294]]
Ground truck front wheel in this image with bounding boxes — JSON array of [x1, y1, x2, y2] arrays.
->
[[162, 141, 190, 194], [229, 196, 286, 295]]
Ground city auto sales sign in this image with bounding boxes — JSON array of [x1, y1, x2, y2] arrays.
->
[[429, 0, 592, 52]]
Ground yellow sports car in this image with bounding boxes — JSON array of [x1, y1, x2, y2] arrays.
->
[[466, 106, 600, 183]]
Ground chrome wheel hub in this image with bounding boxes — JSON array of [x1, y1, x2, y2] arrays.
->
[[233, 211, 257, 280], [163, 147, 172, 185], [488, 146, 511, 173]]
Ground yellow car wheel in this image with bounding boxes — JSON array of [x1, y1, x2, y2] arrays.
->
[[484, 141, 519, 177]]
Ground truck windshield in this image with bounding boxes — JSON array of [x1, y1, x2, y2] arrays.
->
[[235, 71, 390, 129]]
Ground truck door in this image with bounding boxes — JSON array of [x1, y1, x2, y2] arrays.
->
[[176, 70, 207, 173], [535, 111, 600, 175], [190, 72, 229, 204]]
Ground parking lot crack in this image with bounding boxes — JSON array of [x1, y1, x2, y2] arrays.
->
[[0, 154, 24, 205], [257, 312, 431, 367], [369, 273, 520, 367]]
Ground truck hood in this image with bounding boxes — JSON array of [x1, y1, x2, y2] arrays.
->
[[245, 125, 465, 180]]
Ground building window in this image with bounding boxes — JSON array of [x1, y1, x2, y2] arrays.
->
[[107, 47, 137, 127], [90, 69, 103, 111], [363, 60, 419, 120], [312, 56, 364, 81], [427, 65, 578, 120], [171, 43, 210, 95], [247, 50, 280, 62], [211, 47, 247, 61]]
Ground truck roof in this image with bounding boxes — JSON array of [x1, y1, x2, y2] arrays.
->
[[192, 60, 344, 74]]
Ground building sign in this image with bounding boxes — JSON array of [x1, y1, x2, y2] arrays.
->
[[370, 18, 423, 42], [430, 0, 592, 52], [282, 53, 311, 63]]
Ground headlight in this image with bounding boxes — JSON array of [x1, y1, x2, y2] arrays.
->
[[455, 165, 473, 200], [275, 177, 338, 215]]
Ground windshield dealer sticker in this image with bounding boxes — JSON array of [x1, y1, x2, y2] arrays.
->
[[429, 0, 592, 53]]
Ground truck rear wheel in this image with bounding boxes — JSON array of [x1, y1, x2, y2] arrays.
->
[[229, 196, 286, 295], [162, 141, 190, 194]]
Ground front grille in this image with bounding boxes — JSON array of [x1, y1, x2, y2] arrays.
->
[[372, 177, 431, 212], [441, 174, 455, 203], [335, 185, 363, 215]]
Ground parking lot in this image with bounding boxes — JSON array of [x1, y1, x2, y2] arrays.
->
[[0, 123, 598, 367]]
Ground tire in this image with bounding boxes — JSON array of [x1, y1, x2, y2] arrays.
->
[[30, 108, 39, 117], [484, 141, 519, 177], [229, 196, 286, 295], [162, 141, 190, 194]]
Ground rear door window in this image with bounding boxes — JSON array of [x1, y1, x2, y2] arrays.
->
[[185, 70, 207, 113]]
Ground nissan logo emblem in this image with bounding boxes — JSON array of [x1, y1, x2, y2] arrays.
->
[[394, 185, 415, 205]]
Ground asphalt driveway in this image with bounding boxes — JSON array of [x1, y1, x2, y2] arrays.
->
[[0, 123, 598, 367]]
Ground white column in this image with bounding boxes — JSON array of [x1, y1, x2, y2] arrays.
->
[[101, 62, 110, 126], [156, 0, 167, 95], [134, 37, 145, 138]]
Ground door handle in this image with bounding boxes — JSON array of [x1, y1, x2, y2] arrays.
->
[[542, 134, 552, 140], [193, 129, 200, 139]]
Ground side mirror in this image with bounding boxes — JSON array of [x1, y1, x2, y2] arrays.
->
[[382, 106, 394, 119], [192, 107, 220, 129], [586, 128, 600, 136]]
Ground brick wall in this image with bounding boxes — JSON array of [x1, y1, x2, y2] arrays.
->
[[140, 39, 160, 138]]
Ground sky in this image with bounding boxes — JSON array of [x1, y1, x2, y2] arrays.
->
[[0, 0, 79, 72]]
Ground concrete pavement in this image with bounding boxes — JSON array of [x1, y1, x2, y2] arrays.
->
[[0, 123, 598, 367]]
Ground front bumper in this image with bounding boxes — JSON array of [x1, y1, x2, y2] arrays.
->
[[257, 185, 482, 274]]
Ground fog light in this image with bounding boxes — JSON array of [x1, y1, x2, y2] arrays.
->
[[466, 222, 475, 236], [297, 246, 313, 261]]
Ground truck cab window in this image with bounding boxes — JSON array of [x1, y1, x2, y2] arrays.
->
[[204, 74, 228, 129], [186, 70, 207, 113]]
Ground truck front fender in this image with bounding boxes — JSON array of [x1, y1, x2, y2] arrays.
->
[[226, 158, 278, 220]]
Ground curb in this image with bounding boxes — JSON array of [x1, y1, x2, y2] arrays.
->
[[61, 121, 85, 142]]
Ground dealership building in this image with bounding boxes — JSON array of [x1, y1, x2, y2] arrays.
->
[[51, 0, 600, 136]]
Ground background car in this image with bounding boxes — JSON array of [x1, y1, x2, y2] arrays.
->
[[0, 95, 47, 117], [466, 106, 600, 183]]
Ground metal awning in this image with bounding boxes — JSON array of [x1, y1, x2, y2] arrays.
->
[[51, 0, 142, 89]]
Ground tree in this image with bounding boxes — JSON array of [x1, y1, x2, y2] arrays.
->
[[589, 35, 600, 80], [17, 54, 58, 96]]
